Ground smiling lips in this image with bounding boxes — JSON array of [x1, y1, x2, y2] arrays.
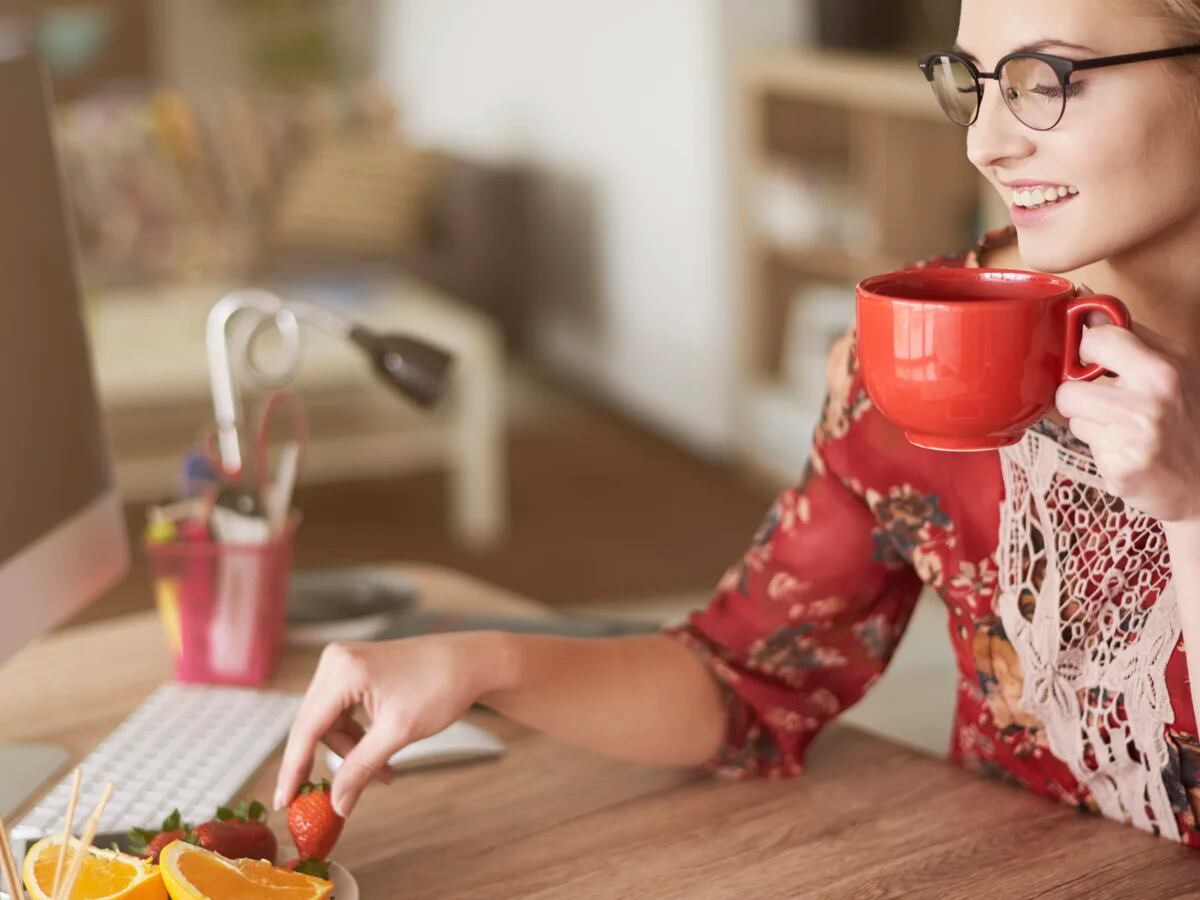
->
[[1011, 184, 1079, 209]]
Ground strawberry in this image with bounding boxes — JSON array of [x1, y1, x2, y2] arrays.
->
[[143, 830, 186, 863], [129, 810, 197, 863], [193, 800, 278, 863], [287, 781, 344, 862]]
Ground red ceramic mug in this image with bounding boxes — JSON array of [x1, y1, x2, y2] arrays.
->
[[856, 268, 1131, 451]]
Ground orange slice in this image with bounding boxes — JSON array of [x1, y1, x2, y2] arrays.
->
[[158, 841, 332, 900], [21, 835, 166, 900]]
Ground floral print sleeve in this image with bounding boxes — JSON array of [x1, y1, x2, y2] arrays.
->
[[667, 331, 923, 778]]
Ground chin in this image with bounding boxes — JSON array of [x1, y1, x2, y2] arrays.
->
[[1013, 226, 1097, 274]]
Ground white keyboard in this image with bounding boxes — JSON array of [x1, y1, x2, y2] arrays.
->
[[13, 683, 301, 841]]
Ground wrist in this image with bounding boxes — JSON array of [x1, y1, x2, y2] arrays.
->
[[463, 630, 525, 701]]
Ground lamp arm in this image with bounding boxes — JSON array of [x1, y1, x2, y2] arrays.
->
[[207, 290, 456, 474]]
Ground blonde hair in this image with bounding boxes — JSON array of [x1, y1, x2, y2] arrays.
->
[[1133, 0, 1200, 115], [1149, 0, 1200, 38], [1141, 0, 1200, 63]]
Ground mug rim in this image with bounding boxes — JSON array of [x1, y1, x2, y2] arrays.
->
[[857, 267, 1075, 305]]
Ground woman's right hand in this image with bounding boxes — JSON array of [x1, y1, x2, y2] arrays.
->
[[273, 632, 512, 817]]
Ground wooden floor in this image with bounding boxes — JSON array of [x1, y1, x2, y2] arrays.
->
[[75, 399, 777, 625]]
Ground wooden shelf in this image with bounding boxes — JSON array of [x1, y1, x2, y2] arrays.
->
[[762, 242, 910, 285], [742, 49, 945, 122], [734, 47, 991, 484]]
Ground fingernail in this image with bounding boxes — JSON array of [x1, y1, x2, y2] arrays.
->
[[273, 790, 284, 811]]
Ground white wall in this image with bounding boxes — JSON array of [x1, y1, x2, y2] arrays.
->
[[379, 0, 797, 456]]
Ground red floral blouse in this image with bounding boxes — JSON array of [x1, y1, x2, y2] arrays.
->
[[671, 226, 1200, 847]]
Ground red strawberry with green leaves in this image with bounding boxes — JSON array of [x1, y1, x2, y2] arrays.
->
[[287, 781, 344, 862], [193, 800, 278, 863], [129, 810, 197, 863]]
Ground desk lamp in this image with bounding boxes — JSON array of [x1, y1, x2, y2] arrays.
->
[[206, 290, 455, 477]]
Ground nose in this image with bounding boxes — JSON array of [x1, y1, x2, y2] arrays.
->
[[966, 81, 1036, 171]]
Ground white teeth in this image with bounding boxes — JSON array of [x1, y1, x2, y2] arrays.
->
[[1012, 185, 1078, 208]]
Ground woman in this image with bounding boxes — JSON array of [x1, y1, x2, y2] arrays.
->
[[276, 0, 1200, 847]]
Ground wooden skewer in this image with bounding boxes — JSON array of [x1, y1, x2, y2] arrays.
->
[[0, 816, 24, 900], [50, 768, 82, 900], [53, 781, 113, 900]]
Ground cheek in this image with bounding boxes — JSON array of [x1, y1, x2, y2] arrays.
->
[[1091, 135, 1200, 234], [1079, 85, 1200, 220], [1021, 90, 1200, 269], [1071, 91, 1158, 197]]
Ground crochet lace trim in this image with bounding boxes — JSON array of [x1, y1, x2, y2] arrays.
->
[[997, 427, 1181, 840]]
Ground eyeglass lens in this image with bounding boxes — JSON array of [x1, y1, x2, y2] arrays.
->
[[928, 55, 979, 125], [927, 54, 1066, 130]]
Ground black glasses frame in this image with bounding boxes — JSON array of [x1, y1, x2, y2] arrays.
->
[[918, 43, 1200, 130]]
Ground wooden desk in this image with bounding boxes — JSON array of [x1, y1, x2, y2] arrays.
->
[[3, 566, 1197, 898]]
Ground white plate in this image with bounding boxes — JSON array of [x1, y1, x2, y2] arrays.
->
[[328, 860, 359, 900], [282, 845, 358, 900]]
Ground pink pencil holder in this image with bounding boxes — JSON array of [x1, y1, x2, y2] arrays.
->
[[145, 517, 298, 687]]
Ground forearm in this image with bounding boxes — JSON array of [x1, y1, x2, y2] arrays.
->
[[476, 632, 726, 768], [1165, 518, 1200, 725]]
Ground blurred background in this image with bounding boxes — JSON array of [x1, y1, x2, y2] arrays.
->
[[6, 0, 1006, 636]]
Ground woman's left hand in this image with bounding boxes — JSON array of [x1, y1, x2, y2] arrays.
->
[[1055, 314, 1200, 523]]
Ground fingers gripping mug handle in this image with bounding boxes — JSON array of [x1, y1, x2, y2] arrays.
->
[[1063, 294, 1131, 381]]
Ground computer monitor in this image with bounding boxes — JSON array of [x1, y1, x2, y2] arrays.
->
[[0, 53, 128, 815]]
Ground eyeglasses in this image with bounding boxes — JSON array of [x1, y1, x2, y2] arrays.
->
[[918, 43, 1200, 131]]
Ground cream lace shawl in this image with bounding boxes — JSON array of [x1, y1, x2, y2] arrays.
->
[[998, 427, 1181, 839]]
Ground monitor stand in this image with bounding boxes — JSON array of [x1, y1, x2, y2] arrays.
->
[[0, 743, 69, 822]]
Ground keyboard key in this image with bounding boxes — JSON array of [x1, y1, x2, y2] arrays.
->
[[16, 683, 300, 837]]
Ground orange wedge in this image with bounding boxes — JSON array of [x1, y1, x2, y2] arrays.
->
[[21, 835, 166, 900], [158, 841, 332, 900]]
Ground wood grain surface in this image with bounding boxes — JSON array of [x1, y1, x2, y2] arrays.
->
[[3, 565, 1197, 898]]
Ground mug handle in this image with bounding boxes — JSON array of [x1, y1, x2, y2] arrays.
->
[[1063, 294, 1131, 381]]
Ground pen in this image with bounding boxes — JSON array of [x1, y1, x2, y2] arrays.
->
[[265, 441, 301, 536], [180, 449, 219, 499]]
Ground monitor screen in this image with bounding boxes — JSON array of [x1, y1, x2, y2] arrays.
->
[[0, 55, 111, 565]]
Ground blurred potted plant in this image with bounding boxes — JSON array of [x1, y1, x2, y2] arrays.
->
[[220, 0, 344, 88], [814, 0, 903, 51], [905, 0, 961, 49], [813, 0, 959, 53]]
